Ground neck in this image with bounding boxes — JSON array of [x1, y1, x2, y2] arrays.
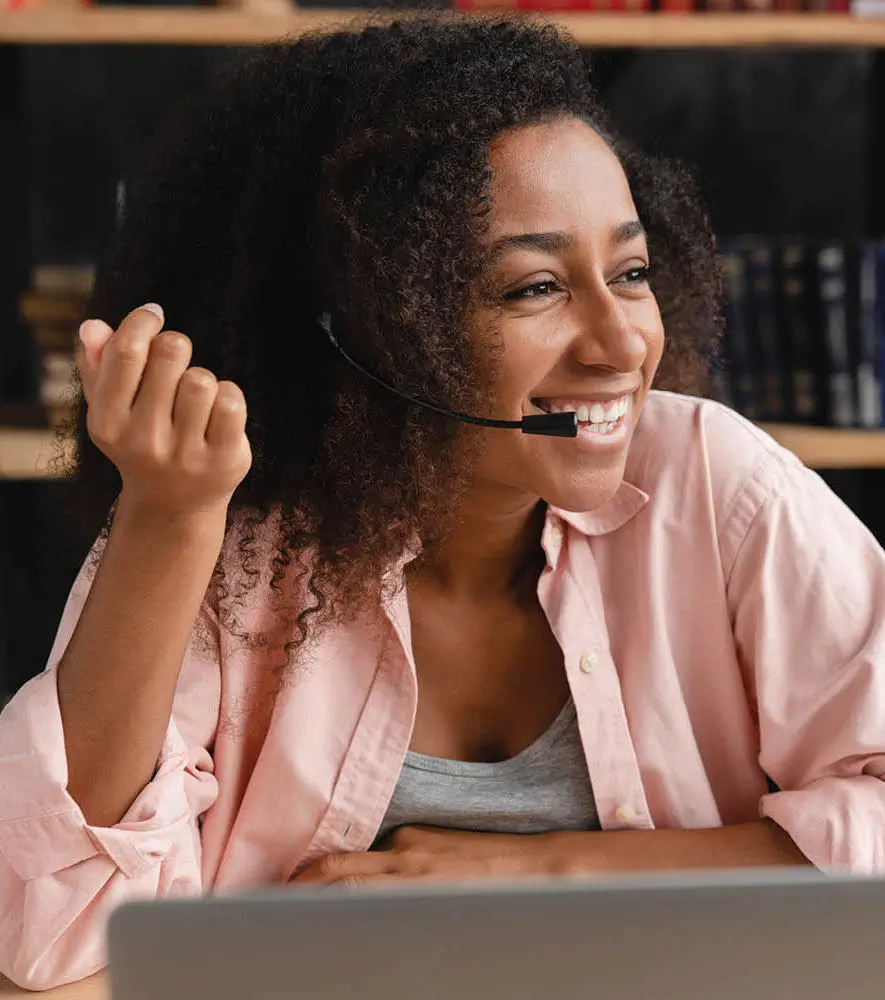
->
[[409, 484, 548, 603]]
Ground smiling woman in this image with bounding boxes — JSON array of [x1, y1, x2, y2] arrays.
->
[[1, 13, 884, 993]]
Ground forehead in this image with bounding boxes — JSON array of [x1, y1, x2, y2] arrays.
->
[[485, 117, 636, 240]]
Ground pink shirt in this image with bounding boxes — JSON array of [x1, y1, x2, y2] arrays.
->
[[2, 391, 884, 990]]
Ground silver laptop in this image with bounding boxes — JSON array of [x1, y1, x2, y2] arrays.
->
[[108, 869, 885, 1000]]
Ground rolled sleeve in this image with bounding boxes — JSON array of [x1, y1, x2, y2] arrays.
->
[[725, 446, 885, 874], [0, 540, 221, 989], [0, 678, 197, 881]]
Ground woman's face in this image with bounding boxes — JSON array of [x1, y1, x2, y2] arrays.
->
[[470, 116, 665, 513]]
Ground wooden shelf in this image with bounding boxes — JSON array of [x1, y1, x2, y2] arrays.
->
[[0, 9, 884, 48], [760, 424, 885, 469], [0, 427, 74, 481], [1, 422, 885, 479]]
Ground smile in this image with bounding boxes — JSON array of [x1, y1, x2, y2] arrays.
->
[[531, 394, 632, 436]]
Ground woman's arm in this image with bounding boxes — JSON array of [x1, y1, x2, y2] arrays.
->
[[723, 449, 885, 874], [0, 533, 223, 989], [57, 497, 225, 828], [55, 304, 250, 828], [547, 820, 811, 873], [0, 304, 251, 989], [292, 820, 810, 886]]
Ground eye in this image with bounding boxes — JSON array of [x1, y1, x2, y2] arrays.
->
[[613, 265, 651, 285], [503, 280, 564, 302]]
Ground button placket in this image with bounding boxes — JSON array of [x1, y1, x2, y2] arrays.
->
[[548, 547, 654, 833]]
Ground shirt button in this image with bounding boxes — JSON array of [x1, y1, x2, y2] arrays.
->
[[579, 652, 598, 674], [615, 803, 637, 824]]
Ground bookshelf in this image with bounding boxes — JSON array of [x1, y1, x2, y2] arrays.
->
[[2, 10, 884, 479], [0, 10, 885, 49], [760, 424, 885, 468], [0, 427, 72, 480], [2, 421, 885, 479]]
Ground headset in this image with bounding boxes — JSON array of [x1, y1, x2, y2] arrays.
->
[[318, 313, 578, 438]]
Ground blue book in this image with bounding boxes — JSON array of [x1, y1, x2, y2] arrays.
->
[[856, 243, 882, 429], [777, 241, 818, 423], [720, 245, 759, 421], [876, 242, 885, 428], [817, 244, 856, 428], [745, 239, 785, 422]]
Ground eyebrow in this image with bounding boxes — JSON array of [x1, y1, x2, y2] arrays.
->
[[484, 219, 646, 265]]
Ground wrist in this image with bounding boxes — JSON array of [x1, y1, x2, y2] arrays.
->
[[114, 489, 229, 542]]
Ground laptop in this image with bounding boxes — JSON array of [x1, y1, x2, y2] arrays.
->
[[108, 869, 885, 1000]]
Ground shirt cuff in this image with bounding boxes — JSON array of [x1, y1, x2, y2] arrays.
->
[[760, 774, 885, 874]]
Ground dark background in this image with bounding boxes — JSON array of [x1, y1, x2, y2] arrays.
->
[[2, 42, 883, 697]]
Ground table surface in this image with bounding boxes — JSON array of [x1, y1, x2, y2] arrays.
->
[[0, 973, 106, 998]]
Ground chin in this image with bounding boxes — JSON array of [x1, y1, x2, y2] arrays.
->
[[539, 464, 626, 513]]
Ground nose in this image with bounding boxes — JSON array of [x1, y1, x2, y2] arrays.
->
[[569, 286, 649, 374]]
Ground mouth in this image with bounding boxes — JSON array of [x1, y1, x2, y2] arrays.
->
[[530, 393, 632, 436]]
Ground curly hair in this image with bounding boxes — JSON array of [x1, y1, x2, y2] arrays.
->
[[71, 14, 722, 661]]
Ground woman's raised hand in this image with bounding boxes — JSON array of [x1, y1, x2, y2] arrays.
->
[[76, 303, 252, 515]]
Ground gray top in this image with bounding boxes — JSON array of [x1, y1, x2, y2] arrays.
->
[[374, 697, 600, 843]]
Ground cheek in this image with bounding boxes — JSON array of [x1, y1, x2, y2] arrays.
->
[[640, 314, 666, 382], [493, 336, 558, 405]]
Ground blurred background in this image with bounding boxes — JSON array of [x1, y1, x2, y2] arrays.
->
[[2, 0, 885, 699]]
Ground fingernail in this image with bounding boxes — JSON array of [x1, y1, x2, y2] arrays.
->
[[78, 320, 95, 343], [140, 302, 164, 321]]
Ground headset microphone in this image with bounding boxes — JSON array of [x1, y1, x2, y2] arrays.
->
[[318, 313, 578, 438]]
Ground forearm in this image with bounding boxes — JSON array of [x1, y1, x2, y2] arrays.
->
[[546, 820, 813, 875], [57, 492, 226, 828]]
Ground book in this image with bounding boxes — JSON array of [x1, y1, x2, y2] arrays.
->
[[777, 241, 818, 423], [876, 243, 885, 428], [817, 244, 857, 428], [18, 263, 93, 427], [720, 246, 760, 420], [745, 239, 786, 421], [855, 243, 882, 428]]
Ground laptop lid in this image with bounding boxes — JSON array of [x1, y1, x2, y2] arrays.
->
[[108, 870, 885, 1000]]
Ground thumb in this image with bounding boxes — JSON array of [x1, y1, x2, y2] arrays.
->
[[76, 319, 114, 402]]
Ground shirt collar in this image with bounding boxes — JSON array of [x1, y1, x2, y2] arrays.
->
[[542, 480, 650, 569], [385, 480, 650, 582]]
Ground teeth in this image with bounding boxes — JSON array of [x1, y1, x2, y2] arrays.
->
[[535, 394, 631, 423]]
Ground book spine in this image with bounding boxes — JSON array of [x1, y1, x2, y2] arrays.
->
[[721, 246, 760, 421], [817, 244, 857, 428], [876, 242, 885, 428], [746, 239, 786, 421], [779, 242, 818, 423], [856, 243, 882, 428]]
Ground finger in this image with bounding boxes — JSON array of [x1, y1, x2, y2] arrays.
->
[[290, 852, 393, 886], [76, 319, 114, 405], [171, 368, 218, 452], [131, 331, 193, 435], [79, 319, 114, 369], [205, 381, 247, 448], [93, 303, 166, 428]]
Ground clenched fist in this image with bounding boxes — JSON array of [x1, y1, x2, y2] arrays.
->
[[77, 302, 252, 515]]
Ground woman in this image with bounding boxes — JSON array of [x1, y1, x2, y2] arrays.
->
[[1, 15, 883, 991]]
